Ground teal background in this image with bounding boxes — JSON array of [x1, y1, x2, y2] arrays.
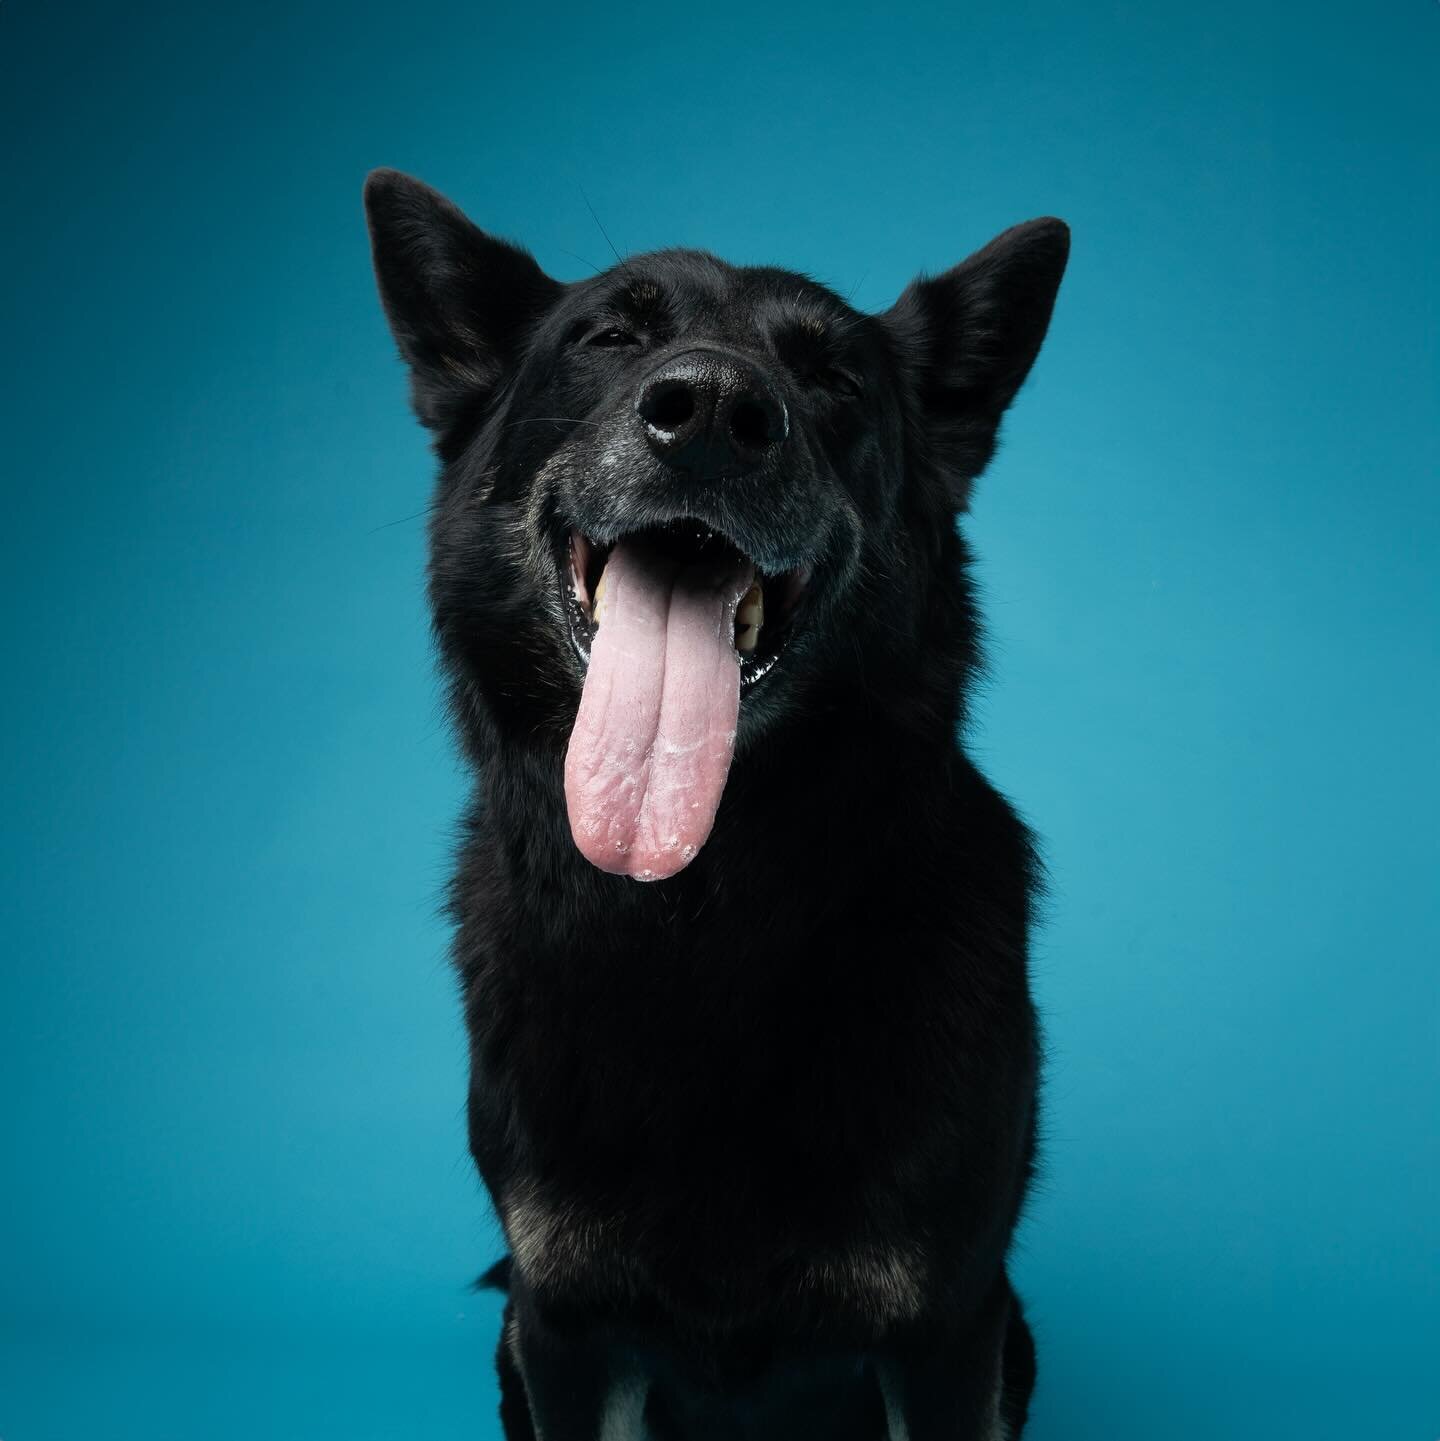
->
[[2, 0, 1436, 1436]]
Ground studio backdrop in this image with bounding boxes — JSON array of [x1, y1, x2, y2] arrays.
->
[[1, 1, 1435, 1438]]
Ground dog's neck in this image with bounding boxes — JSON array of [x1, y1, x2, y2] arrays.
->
[[458, 684, 972, 942]]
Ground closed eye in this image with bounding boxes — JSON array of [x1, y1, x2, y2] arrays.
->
[[585, 326, 641, 348], [817, 366, 864, 401]]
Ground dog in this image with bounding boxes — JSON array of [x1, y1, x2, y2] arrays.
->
[[364, 169, 1068, 1440]]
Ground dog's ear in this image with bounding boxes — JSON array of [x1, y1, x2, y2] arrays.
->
[[886, 218, 1069, 510], [364, 169, 562, 437]]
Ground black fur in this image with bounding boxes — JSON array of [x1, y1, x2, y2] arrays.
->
[[365, 168, 1068, 1438]]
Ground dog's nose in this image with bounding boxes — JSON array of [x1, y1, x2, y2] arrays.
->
[[635, 350, 788, 475]]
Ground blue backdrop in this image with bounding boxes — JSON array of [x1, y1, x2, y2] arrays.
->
[[2, 1, 1435, 1436]]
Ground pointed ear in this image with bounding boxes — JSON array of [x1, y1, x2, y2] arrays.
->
[[363, 168, 562, 436], [886, 218, 1069, 509]]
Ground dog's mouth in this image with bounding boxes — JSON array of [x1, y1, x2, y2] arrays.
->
[[562, 520, 810, 689], [556, 519, 811, 884]]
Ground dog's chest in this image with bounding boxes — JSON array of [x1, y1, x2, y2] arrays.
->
[[500, 1170, 931, 1335], [472, 912, 962, 1332]]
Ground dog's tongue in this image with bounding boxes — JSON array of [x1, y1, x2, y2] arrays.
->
[[565, 539, 753, 881]]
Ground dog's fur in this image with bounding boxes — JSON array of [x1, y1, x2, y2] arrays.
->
[[365, 169, 1068, 1439]]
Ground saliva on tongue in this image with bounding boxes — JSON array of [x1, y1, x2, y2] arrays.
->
[[564, 537, 754, 881]]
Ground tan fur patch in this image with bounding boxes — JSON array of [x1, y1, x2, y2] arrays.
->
[[799, 1240, 927, 1326]]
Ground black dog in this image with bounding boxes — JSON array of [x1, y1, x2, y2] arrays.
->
[[365, 170, 1068, 1439]]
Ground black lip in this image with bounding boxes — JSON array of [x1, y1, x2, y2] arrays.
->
[[554, 517, 807, 691], [563, 488, 821, 578]]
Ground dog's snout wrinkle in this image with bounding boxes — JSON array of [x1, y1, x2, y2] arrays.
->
[[635, 348, 788, 477]]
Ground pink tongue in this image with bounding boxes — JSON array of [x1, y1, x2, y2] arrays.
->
[[564, 539, 753, 881]]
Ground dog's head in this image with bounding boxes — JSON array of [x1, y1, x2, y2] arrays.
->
[[365, 170, 1067, 881]]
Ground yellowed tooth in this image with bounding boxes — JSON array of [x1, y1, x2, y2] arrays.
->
[[736, 582, 763, 628], [735, 582, 763, 653], [593, 569, 609, 626]]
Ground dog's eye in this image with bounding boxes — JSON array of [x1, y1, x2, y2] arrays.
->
[[817, 367, 864, 401], [585, 327, 641, 349]]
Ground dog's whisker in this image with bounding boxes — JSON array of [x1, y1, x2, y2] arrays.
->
[[366, 502, 440, 534], [558, 248, 605, 275], [579, 185, 629, 274]]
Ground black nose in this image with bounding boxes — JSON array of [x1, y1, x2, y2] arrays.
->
[[635, 349, 789, 476]]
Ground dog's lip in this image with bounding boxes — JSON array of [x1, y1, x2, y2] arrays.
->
[[555, 519, 810, 690], [561, 496, 820, 578]]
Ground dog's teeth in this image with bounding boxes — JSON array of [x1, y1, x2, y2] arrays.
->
[[735, 582, 763, 654], [737, 583, 763, 627], [593, 569, 609, 626], [569, 532, 593, 610]]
